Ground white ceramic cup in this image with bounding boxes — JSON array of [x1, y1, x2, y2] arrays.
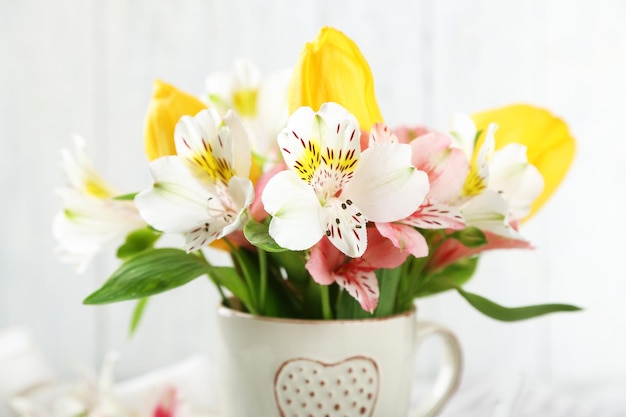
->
[[216, 305, 462, 417]]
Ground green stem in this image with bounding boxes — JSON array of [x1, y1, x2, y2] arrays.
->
[[335, 287, 344, 314], [399, 258, 425, 310], [224, 238, 259, 315], [258, 248, 268, 315], [392, 262, 407, 313], [195, 249, 230, 308], [320, 285, 333, 320], [401, 230, 455, 307], [214, 281, 231, 308], [421, 230, 450, 270]]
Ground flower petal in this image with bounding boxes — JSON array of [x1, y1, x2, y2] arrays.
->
[[250, 162, 287, 222], [462, 123, 496, 197], [223, 110, 252, 178], [231, 58, 262, 117], [401, 199, 465, 230], [60, 135, 117, 199], [135, 157, 217, 233], [289, 27, 383, 131], [305, 237, 346, 285], [277, 106, 320, 182], [174, 109, 251, 184], [263, 171, 326, 251], [53, 189, 145, 272], [174, 109, 220, 160], [205, 71, 233, 113], [472, 104, 575, 220], [343, 143, 429, 222], [410, 132, 469, 203], [317, 102, 361, 156], [224, 176, 255, 232], [185, 215, 232, 252], [428, 231, 532, 272], [449, 112, 477, 159], [367, 123, 399, 149], [185, 175, 253, 252], [489, 143, 544, 220], [461, 190, 521, 239], [374, 222, 427, 259], [144, 80, 207, 161], [393, 125, 431, 144], [256, 67, 292, 153], [335, 269, 379, 313], [323, 198, 367, 257]]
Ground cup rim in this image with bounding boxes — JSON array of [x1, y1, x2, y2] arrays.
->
[[217, 298, 416, 325]]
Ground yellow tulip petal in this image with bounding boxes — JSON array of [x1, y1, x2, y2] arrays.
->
[[472, 104, 575, 220], [144, 80, 207, 161], [288, 27, 383, 131]]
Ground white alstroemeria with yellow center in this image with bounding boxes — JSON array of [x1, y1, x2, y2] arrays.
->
[[135, 109, 254, 252], [53, 136, 146, 272], [206, 58, 291, 158], [450, 113, 544, 237], [206, 58, 262, 118], [262, 102, 429, 257]]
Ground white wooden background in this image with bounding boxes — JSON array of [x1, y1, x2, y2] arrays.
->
[[2, 0, 626, 393]]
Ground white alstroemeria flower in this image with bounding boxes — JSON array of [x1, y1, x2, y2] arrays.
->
[[206, 58, 262, 117], [262, 102, 429, 258], [206, 58, 291, 158], [489, 143, 544, 220], [449, 113, 543, 236], [53, 136, 146, 272], [135, 109, 254, 252]]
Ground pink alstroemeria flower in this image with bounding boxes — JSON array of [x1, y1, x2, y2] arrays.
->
[[305, 227, 409, 312], [368, 124, 469, 257]]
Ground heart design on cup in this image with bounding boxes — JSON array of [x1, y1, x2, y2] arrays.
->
[[274, 356, 379, 417]]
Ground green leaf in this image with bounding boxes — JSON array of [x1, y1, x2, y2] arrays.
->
[[416, 257, 479, 297], [455, 286, 582, 321], [113, 192, 138, 201], [128, 298, 149, 337], [336, 288, 372, 320], [394, 256, 429, 312], [117, 227, 161, 259], [228, 246, 299, 318], [243, 220, 287, 252], [268, 250, 308, 283], [373, 267, 403, 317], [207, 266, 254, 311], [450, 227, 488, 248], [84, 248, 211, 304]]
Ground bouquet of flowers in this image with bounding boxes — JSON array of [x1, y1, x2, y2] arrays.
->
[[53, 27, 579, 326]]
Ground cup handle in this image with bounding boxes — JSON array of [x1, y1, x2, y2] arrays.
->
[[412, 321, 463, 417]]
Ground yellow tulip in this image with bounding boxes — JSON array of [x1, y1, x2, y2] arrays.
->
[[472, 104, 576, 220], [143, 80, 207, 161], [288, 27, 383, 131]]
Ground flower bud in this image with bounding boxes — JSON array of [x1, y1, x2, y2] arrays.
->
[[288, 27, 383, 131], [143, 80, 206, 160]]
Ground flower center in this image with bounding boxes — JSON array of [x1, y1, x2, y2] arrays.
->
[[206, 185, 239, 223], [462, 167, 487, 196], [188, 139, 235, 185], [232, 88, 258, 117]]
